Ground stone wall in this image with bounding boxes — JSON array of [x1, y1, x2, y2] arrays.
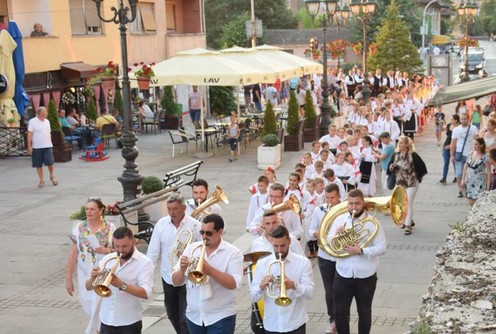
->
[[411, 191, 496, 333]]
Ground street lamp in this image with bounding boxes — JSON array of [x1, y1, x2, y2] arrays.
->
[[305, 0, 339, 138], [93, 0, 144, 203], [350, 0, 376, 104], [457, 0, 478, 82]]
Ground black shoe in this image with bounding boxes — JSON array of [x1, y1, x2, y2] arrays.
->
[[452, 177, 457, 183], [228, 158, 233, 163], [458, 191, 463, 198], [439, 178, 446, 184], [411, 220, 415, 227]]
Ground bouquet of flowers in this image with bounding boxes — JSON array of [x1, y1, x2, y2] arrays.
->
[[105, 201, 123, 216]]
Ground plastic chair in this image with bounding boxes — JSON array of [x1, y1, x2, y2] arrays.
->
[[62, 127, 82, 149], [101, 124, 119, 148], [168, 130, 190, 157]]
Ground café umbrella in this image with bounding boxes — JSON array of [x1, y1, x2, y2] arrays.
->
[[7, 21, 29, 117]]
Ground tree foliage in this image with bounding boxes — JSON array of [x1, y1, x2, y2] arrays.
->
[[161, 86, 177, 116], [368, 0, 423, 74], [220, 12, 252, 48], [304, 90, 316, 128], [286, 91, 300, 136], [209, 86, 236, 116], [47, 99, 61, 131], [205, 0, 298, 49], [113, 89, 123, 116], [86, 97, 98, 122], [262, 101, 277, 137], [479, 0, 496, 38]]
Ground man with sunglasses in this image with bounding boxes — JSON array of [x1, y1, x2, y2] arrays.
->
[[185, 179, 223, 220], [171, 214, 243, 334], [147, 192, 201, 334]]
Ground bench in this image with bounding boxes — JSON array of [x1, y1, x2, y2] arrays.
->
[[163, 160, 204, 189]]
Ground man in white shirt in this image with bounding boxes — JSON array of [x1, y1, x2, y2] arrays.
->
[[308, 184, 341, 334], [27, 106, 58, 188], [147, 193, 201, 334], [327, 189, 387, 334], [86, 227, 154, 334], [450, 112, 479, 198], [249, 183, 304, 240], [319, 124, 341, 155], [172, 214, 243, 334], [251, 226, 315, 334], [377, 109, 401, 143], [185, 179, 223, 221]]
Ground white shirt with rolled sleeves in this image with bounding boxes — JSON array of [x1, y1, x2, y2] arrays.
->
[[185, 199, 223, 218], [249, 203, 304, 240], [250, 251, 315, 333], [308, 204, 337, 262], [98, 249, 154, 327], [251, 233, 305, 256], [146, 215, 201, 284], [327, 211, 387, 279], [172, 240, 243, 326]]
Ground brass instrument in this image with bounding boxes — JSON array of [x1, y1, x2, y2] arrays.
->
[[267, 194, 301, 215], [169, 230, 193, 267], [187, 242, 207, 284], [319, 186, 408, 258], [191, 185, 229, 220], [266, 253, 292, 306], [93, 253, 121, 297]]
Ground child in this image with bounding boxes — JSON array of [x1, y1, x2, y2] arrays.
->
[[434, 106, 446, 146], [248, 166, 277, 194], [245, 176, 269, 231], [303, 179, 319, 258], [314, 177, 325, 205], [318, 149, 334, 169], [357, 135, 377, 197], [323, 168, 346, 201], [345, 151, 360, 190], [312, 160, 325, 179], [294, 164, 308, 191], [228, 113, 240, 162], [301, 152, 315, 179], [310, 141, 321, 160], [331, 152, 357, 192]]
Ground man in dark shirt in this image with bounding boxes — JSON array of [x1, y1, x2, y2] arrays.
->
[[252, 84, 262, 112]]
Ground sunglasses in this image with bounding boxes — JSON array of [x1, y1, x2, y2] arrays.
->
[[199, 230, 215, 236], [87, 196, 102, 203]]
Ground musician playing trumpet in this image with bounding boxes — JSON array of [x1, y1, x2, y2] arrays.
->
[[251, 226, 314, 334], [85, 227, 153, 334], [327, 189, 387, 334], [147, 192, 201, 334], [185, 179, 223, 220], [171, 214, 243, 334]]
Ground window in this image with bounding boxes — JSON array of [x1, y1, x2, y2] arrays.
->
[[69, 0, 102, 35], [131, 2, 156, 33], [166, 2, 176, 31]]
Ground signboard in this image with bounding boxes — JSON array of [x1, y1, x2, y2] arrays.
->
[[245, 20, 263, 38]]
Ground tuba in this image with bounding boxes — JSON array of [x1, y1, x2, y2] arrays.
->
[[169, 230, 193, 267], [191, 185, 229, 220], [267, 194, 301, 215], [187, 241, 207, 284], [93, 253, 121, 297], [319, 186, 408, 258], [266, 253, 292, 306]]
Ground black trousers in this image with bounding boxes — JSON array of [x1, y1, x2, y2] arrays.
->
[[162, 279, 189, 334], [317, 257, 336, 323], [333, 273, 377, 334], [265, 323, 306, 334], [100, 321, 142, 334]]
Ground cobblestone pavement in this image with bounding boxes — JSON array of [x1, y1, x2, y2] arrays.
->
[[0, 103, 469, 333]]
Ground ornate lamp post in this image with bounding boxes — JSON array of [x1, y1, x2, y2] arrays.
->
[[457, 0, 478, 82], [305, 0, 339, 138], [93, 0, 144, 203], [350, 0, 376, 104]]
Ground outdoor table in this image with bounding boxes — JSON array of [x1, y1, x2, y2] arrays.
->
[[195, 128, 218, 153]]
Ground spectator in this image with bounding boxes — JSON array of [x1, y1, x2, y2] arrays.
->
[[30, 23, 49, 37], [461, 138, 491, 206]]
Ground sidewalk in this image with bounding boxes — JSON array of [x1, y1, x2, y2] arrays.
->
[[0, 104, 468, 333]]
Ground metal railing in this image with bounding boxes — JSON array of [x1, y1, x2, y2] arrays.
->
[[0, 127, 29, 157]]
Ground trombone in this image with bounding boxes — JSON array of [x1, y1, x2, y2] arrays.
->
[[93, 253, 121, 298], [169, 230, 193, 267], [187, 241, 207, 284], [266, 253, 292, 306]]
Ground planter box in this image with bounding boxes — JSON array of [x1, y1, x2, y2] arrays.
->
[[304, 114, 321, 143], [53, 145, 72, 162], [257, 144, 281, 170], [284, 134, 303, 151], [163, 116, 180, 130]]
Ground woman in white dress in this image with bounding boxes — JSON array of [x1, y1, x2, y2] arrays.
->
[[66, 197, 116, 332]]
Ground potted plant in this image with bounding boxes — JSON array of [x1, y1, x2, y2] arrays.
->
[[104, 201, 123, 226], [132, 61, 156, 90], [96, 61, 117, 97], [47, 99, 72, 162], [284, 91, 304, 151], [257, 101, 281, 170], [303, 90, 320, 142], [311, 48, 320, 61], [141, 176, 167, 222], [161, 86, 181, 129], [85, 97, 98, 125], [328, 39, 348, 60]]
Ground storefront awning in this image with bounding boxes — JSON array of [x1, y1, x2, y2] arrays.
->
[[60, 62, 97, 80], [431, 35, 451, 45], [426, 76, 496, 107]]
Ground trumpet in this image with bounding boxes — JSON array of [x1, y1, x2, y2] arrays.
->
[[93, 253, 121, 298], [191, 185, 229, 220], [266, 253, 292, 306], [187, 242, 207, 284], [268, 194, 301, 215], [169, 230, 193, 267]]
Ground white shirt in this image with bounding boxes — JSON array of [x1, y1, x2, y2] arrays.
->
[[185, 199, 223, 220], [328, 211, 387, 279], [28, 117, 52, 148], [99, 249, 154, 327], [304, 163, 315, 179], [319, 134, 341, 150], [452, 124, 479, 156], [251, 233, 305, 256], [143, 104, 154, 118], [331, 163, 357, 186], [250, 251, 314, 332], [377, 120, 401, 142], [326, 177, 346, 202], [174, 240, 243, 326], [246, 192, 269, 230], [147, 215, 201, 284], [250, 203, 303, 240], [308, 204, 337, 261]]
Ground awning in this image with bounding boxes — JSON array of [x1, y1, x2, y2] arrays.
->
[[426, 76, 496, 107], [60, 62, 97, 79], [432, 35, 451, 45]]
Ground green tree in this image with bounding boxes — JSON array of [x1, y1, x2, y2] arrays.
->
[[368, 0, 423, 74], [113, 89, 123, 116], [220, 12, 251, 48], [209, 86, 236, 116], [286, 91, 300, 136], [161, 86, 177, 116], [262, 101, 277, 136], [86, 97, 98, 122], [297, 7, 315, 29], [303, 90, 316, 128], [205, 0, 298, 49], [479, 0, 496, 37], [47, 99, 61, 131]]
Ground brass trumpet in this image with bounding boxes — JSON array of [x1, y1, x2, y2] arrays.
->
[[319, 186, 408, 258], [187, 242, 207, 284], [169, 230, 193, 267], [266, 253, 292, 306], [268, 194, 301, 215], [93, 253, 121, 297], [191, 185, 229, 220]]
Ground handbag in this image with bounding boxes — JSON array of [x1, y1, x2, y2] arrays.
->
[[387, 171, 396, 190]]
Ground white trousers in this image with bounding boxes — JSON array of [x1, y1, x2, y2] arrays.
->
[[405, 184, 419, 227]]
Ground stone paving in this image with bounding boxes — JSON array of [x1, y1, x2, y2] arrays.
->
[[0, 103, 470, 333]]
